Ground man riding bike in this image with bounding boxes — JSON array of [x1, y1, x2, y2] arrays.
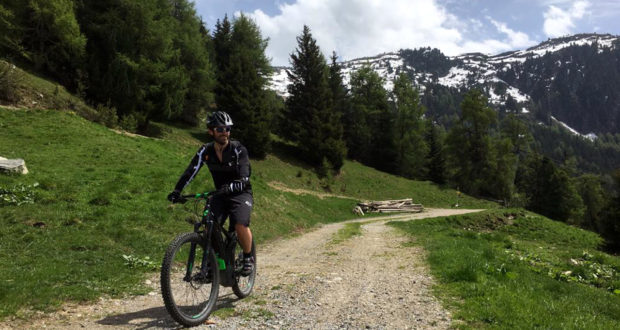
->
[[167, 111, 255, 276]]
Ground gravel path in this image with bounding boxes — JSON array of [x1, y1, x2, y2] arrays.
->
[[2, 208, 482, 329]]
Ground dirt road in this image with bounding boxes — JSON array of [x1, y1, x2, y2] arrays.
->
[[3, 208, 482, 329]]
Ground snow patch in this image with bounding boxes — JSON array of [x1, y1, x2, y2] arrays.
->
[[550, 116, 597, 141]]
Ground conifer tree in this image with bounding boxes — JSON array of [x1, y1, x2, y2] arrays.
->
[[0, 4, 24, 58], [213, 14, 272, 158], [169, 0, 214, 124], [21, 0, 86, 88], [328, 52, 349, 137], [285, 25, 346, 172], [347, 66, 393, 171], [526, 156, 584, 222], [391, 73, 427, 178], [446, 89, 497, 196], [78, 0, 211, 126], [213, 15, 232, 96], [425, 121, 447, 184], [599, 169, 620, 250]]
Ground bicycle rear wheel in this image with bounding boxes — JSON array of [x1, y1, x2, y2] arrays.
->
[[232, 238, 256, 298], [161, 232, 219, 326]]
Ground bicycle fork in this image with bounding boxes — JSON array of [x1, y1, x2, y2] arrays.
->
[[183, 221, 214, 282]]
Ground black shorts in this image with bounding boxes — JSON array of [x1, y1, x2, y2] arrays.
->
[[210, 192, 253, 230]]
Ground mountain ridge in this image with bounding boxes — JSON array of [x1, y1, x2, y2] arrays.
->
[[269, 33, 620, 138]]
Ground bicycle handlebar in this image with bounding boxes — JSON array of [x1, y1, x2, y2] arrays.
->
[[174, 189, 225, 204]]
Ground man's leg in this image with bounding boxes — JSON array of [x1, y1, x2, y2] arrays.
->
[[235, 223, 253, 254]]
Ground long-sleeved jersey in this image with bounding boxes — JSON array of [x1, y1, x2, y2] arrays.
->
[[173, 140, 252, 194]]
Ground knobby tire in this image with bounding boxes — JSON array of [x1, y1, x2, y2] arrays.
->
[[161, 232, 219, 326]]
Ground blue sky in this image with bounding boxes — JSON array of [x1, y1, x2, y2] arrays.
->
[[193, 0, 620, 66]]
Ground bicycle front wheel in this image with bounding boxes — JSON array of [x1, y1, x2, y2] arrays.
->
[[161, 232, 219, 326]]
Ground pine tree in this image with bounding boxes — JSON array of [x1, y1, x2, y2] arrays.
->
[[525, 156, 584, 222], [425, 121, 447, 184], [78, 0, 203, 125], [446, 89, 497, 196], [169, 0, 214, 125], [347, 66, 393, 171], [391, 73, 427, 178], [213, 14, 272, 158], [22, 0, 86, 88], [285, 25, 346, 172], [0, 4, 24, 59], [213, 15, 232, 97], [576, 174, 606, 230], [327, 52, 348, 169], [599, 169, 620, 250]]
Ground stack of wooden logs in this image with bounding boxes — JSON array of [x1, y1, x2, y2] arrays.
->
[[355, 199, 423, 214]]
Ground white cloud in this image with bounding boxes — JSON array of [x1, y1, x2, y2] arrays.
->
[[247, 0, 536, 66], [543, 0, 591, 37], [488, 18, 536, 48]]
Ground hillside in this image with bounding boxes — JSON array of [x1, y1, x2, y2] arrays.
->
[[391, 209, 620, 328], [0, 107, 493, 318]]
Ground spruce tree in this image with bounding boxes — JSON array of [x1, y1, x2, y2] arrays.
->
[[347, 66, 393, 171], [213, 14, 272, 158], [327, 51, 349, 169], [445, 89, 497, 196], [78, 0, 210, 126], [599, 169, 620, 250], [425, 121, 447, 184], [21, 0, 86, 88], [213, 15, 232, 96], [169, 0, 214, 125], [527, 156, 584, 222], [392, 73, 427, 178], [285, 25, 346, 172]]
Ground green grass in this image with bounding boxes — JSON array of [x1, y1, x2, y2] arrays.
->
[[0, 108, 489, 319], [331, 222, 363, 244], [1, 60, 93, 118], [390, 209, 620, 329]]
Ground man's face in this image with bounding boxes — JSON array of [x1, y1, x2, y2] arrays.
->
[[209, 126, 231, 145]]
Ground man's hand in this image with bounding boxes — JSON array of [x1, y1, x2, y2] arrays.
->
[[167, 190, 181, 203], [222, 179, 246, 194]]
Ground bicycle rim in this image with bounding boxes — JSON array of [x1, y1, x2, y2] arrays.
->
[[161, 232, 219, 326], [232, 239, 256, 298]]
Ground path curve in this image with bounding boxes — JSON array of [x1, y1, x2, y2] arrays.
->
[[2, 208, 482, 329]]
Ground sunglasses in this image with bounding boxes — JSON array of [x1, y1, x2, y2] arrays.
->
[[214, 126, 231, 133]]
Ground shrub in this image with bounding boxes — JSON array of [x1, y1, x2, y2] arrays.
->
[[0, 60, 23, 102], [95, 103, 118, 128], [119, 114, 138, 133]]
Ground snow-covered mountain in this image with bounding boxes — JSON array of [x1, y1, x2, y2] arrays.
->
[[269, 33, 620, 138]]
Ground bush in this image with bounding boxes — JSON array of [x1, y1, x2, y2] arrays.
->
[[119, 114, 138, 133], [143, 121, 171, 138], [0, 60, 23, 102], [95, 103, 118, 128]]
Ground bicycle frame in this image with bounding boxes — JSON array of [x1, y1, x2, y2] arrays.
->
[[183, 192, 239, 287]]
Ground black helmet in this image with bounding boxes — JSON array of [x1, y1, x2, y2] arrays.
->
[[207, 111, 233, 128]]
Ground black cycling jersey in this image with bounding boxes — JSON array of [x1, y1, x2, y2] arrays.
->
[[173, 140, 252, 194]]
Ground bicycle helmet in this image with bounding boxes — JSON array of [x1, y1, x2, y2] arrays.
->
[[207, 111, 234, 128]]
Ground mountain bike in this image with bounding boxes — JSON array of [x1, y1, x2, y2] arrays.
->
[[161, 191, 256, 327]]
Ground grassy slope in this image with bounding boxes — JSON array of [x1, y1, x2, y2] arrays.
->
[[0, 108, 493, 318], [390, 210, 620, 329]]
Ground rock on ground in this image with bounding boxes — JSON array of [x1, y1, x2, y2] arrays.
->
[[0, 157, 28, 174]]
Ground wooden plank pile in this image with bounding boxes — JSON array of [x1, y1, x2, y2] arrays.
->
[[356, 199, 423, 214]]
